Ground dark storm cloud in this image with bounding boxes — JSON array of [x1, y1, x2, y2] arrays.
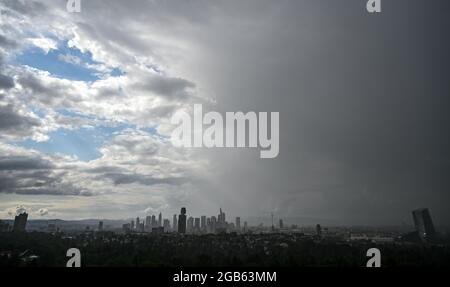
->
[[0, 155, 92, 196], [100, 172, 190, 186], [0, 155, 53, 170], [0, 74, 14, 89], [132, 74, 195, 100], [0, 104, 40, 134], [184, 0, 450, 225]]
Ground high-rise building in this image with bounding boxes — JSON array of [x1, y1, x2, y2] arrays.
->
[[243, 221, 248, 232], [201, 216, 206, 232], [136, 217, 140, 230], [98, 221, 103, 231], [13, 212, 28, 232], [236, 217, 241, 230], [412, 208, 436, 241], [163, 219, 171, 232], [316, 224, 322, 238], [211, 216, 217, 233], [145, 216, 151, 228], [178, 207, 187, 234], [158, 213, 162, 227], [194, 217, 200, 233], [151, 215, 156, 227], [131, 220, 134, 230], [173, 214, 178, 232], [279, 219, 283, 229], [187, 217, 194, 233]]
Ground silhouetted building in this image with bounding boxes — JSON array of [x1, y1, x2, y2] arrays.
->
[[136, 217, 140, 230], [13, 212, 28, 232], [236, 217, 241, 230], [173, 214, 178, 232], [178, 207, 187, 234], [412, 208, 436, 241], [187, 217, 194, 233], [151, 215, 156, 227], [163, 219, 171, 232], [279, 219, 283, 229], [316, 224, 322, 238], [158, 213, 162, 227], [194, 217, 200, 233], [145, 216, 151, 229], [201, 216, 206, 231]]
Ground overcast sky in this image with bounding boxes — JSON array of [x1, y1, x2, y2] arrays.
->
[[0, 0, 449, 226]]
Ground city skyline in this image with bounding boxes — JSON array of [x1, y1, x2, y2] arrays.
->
[[1, 0, 450, 227]]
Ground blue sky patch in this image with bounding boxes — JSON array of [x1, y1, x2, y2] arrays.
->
[[15, 41, 124, 82]]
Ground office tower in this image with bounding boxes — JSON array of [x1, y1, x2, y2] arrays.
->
[[13, 212, 28, 232], [211, 216, 217, 233], [194, 217, 200, 233], [98, 221, 103, 231], [178, 207, 187, 234], [158, 213, 162, 227], [244, 221, 248, 232], [236, 217, 241, 230], [131, 220, 134, 230], [206, 218, 211, 233], [151, 215, 156, 227], [145, 216, 151, 228], [201, 216, 206, 232], [412, 208, 436, 241], [316, 224, 322, 238], [173, 214, 178, 232], [279, 219, 283, 229], [163, 219, 171, 232], [187, 217, 194, 233], [136, 217, 140, 230]]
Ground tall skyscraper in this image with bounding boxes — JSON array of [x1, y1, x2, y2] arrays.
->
[[151, 215, 156, 227], [412, 208, 436, 241], [279, 219, 283, 229], [178, 207, 187, 234], [158, 213, 162, 227], [236, 217, 241, 230], [136, 217, 140, 230], [187, 217, 194, 233], [145, 216, 151, 228], [201, 216, 206, 232], [173, 214, 178, 232], [13, 212, 28, 232], [194, 217, 200, 233], [163, 219, 171, 232], [316, 224, 322, 238]]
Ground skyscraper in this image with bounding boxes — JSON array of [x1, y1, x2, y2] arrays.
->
[[173, 214, 178, 232], [136, 217, 140, 230], [145, 216, 151, 228], [194, 217, 200, 233], [163, 219, 171, 232], [187, 217, 194, 233], [236, 217, 241, 231], [178, 207, 187, 234], [13, 212, 28, 232], [412, 208, 436, 241], [316, 224, 322, 238], [201, 216, 206, 232], [151, 215, 156, 227], [158, 212, 162, 227]]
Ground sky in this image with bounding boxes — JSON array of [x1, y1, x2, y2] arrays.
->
[[0, 0, 449, 226]]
